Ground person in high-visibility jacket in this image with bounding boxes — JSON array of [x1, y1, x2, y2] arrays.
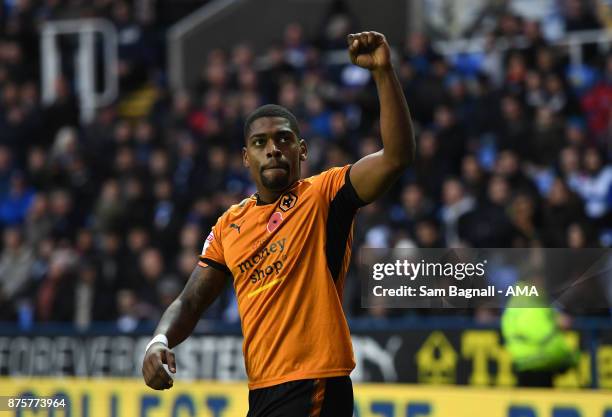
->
[[501, 279, 579, 387]]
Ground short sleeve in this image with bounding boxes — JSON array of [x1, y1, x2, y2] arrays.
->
[[198, 221, 231, 274], [312, 165, 367, 209]]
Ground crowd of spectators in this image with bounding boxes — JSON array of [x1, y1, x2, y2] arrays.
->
[[0, 0, 611, 330]]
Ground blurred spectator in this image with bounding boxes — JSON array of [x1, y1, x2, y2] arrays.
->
[[113, 0, 149, 91], [461, 154, 489, 199], [496, 95, 531, 158], [542, 178, 586, 246], [284, 23, 307, 70], [581, 54, 612, 144], [413, 130, 451, 200], [133, 247, 178, 320], [459, 175, 517, 247], [48, 189, 76, 239], [391, 183, 435, 232], [494, 150, 539, 197], [26, 147, 53, 190], [415, 218, 444, 248], [93, 179, 126, 233], [116, 289, 141, 333], [122, 176, 152, 227], [151, 178, 183, 258], [563, 0, 602, 31], [568, 146, 612, 224], [433, 104, 468, 173], [440, 178, 475, 247], [97, 231, 124, 298], [0, 171, 35, 226], [508, 193, 541, 247], [24, 193, 53, 245], [73, 262, 99, 329], [0, 227, 34, 317], [0, 146, 13, 198], [36, 247, 78, 321], [530, 107, 565, 166]]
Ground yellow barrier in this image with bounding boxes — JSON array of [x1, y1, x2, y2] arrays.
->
[[0, 378, 611, 417]]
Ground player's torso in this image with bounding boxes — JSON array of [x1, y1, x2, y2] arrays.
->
[[222, 180, 329, 309], [217, 173, 356, 388]]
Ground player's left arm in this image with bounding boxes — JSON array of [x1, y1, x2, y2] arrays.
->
[[348, 31, 415, 203]]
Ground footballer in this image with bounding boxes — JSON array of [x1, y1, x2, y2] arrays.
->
[[142, 31, 415, 416]]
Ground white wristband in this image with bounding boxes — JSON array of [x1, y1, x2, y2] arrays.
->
[[145, 334, 168, 354]]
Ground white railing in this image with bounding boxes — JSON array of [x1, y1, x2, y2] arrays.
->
[[167, 0, 245, 92], [41, 19, 118, 124], [434, 29, 612, 67]]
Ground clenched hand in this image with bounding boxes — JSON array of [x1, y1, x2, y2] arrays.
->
[[142, 343, 176, 390], [347, 31, 391, 72]]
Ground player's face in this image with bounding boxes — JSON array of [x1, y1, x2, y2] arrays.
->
[[243, 117, 307, 194]]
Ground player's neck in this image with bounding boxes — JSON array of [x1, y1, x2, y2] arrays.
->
[[255, 182, 297, 205], [255, 189, 284, 205]]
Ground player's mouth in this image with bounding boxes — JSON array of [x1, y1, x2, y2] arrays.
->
[[262, 163, 289, 173]]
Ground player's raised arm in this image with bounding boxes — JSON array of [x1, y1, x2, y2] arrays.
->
[[348, 31, 415, 203], [142, 265, 228, 390]]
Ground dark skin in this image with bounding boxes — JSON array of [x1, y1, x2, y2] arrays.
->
[[141, 266, 227, 389], [142, 31, 414, 390], [242, 118, 307, 203]]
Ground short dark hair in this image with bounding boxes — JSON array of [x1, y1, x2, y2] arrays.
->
[[244, 104, 300, 139]]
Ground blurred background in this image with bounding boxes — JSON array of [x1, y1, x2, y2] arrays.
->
[[0, 0, 611, 415]]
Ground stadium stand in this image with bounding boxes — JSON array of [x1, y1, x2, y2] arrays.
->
[[0, 0, 610, 332]]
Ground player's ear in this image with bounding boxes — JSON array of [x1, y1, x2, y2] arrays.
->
[[299, 139, 307, 161], [242, 147, 250, 168]]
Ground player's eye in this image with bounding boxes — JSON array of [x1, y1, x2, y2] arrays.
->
[[278, 134, 292, 143], [253, 138, 265, 146]]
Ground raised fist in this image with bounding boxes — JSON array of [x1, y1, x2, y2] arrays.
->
[[347, 31, 391, 71]]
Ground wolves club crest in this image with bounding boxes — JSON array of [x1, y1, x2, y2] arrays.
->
[[279, 192, 297, 212]]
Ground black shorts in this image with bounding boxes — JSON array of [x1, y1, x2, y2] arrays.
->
[[246, 376, 353, 417]]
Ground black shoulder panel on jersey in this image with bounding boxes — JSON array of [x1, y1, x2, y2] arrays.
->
[[325, 166, 367, 281], [200, 257, 232, 275]]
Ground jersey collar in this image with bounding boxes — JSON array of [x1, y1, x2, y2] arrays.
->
[[253, 181, 300, 206]]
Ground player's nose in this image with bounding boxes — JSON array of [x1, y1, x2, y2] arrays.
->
[[265, 138, 281, 158]]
